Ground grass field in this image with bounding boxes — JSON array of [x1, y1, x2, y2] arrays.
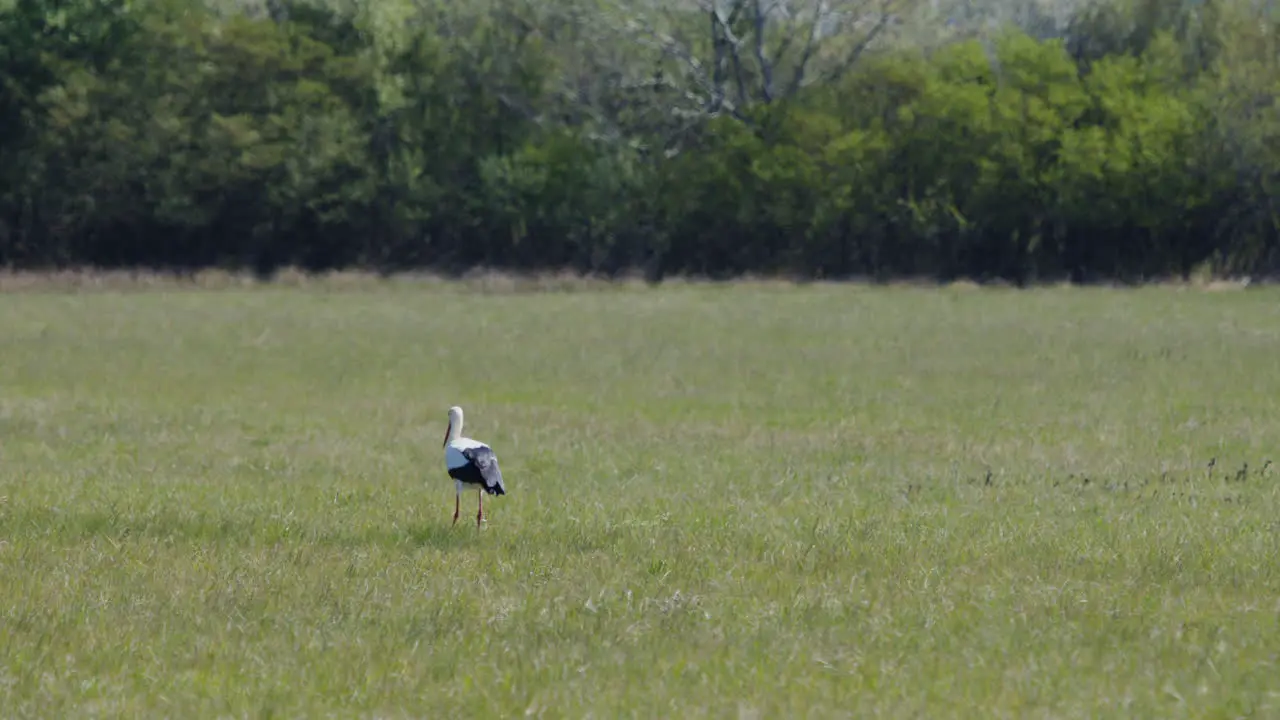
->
[[2, 277, 1279, 718]]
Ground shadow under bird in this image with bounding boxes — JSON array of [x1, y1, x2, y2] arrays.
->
[[443, 405, 506, 527]]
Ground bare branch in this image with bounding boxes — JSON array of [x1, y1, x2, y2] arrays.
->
[[753, 0, 774, 102], [578, 0, 902, 144], [711, 6, 751, 109], [818, 0, 897, 86], [613, 11, 719, 106], [785, 0, 828, 98], [710, 10, 727, 112]]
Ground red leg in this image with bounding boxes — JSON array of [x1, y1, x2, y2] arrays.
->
[[452, 493, 460, 526], [477, 489, 484, 528]]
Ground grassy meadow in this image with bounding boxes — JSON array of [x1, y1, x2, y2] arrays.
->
[[1, 276, 1279, 718]]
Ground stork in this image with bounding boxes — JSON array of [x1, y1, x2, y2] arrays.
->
[[443, 405, 506, 527]]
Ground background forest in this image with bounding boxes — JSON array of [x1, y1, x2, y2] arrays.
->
[[2, 0, 1279, 282]]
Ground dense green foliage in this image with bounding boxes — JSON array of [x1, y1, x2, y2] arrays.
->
[[2, 0, 1279, 280]]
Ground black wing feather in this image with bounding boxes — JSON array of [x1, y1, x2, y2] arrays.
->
[[462, 446, 506, 495]]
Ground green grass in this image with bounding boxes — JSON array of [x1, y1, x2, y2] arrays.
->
[[2, 279, 1279, 718]]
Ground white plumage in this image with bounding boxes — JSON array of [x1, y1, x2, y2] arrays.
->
[[442, 405, 506, 527]]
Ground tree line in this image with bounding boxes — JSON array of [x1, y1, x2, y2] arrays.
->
[[2, 0, 1278, 282]]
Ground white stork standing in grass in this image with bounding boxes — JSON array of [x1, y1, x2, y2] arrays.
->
[[443, 405, 506, 527]]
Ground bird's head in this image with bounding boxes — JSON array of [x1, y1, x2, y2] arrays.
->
[[443, 405, 464, 446]]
